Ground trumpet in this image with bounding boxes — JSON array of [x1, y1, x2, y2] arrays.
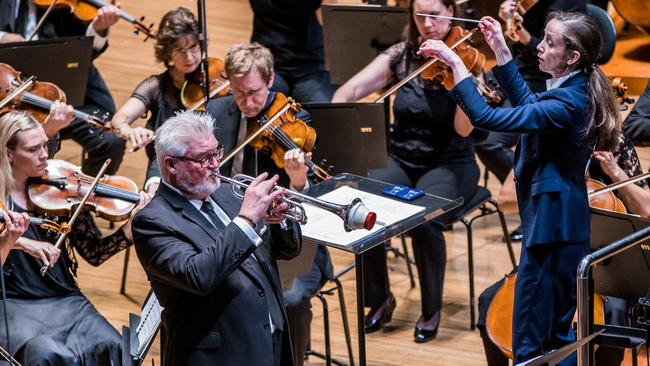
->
[[216, 173, 377, 232]]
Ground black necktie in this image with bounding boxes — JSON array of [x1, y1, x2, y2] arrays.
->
[[200, 200, 284, 331], [200, 201, 226, 231]]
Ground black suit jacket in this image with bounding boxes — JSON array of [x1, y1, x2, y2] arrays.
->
[[133, 182, 302, 366], [0, 3, 115, 113]]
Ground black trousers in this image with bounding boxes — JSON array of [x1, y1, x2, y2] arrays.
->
[[272, 70, 336, 103], [363, 156, 479, 316], [59, 108, 125, 176]]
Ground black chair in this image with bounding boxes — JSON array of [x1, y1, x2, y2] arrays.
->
[[586, 3, 617, 65], [306, 273, 355, 366], [393, 186, 518, 329]]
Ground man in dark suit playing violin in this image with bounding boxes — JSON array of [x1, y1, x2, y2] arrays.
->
[[132, 110, 301, 366], [0, 0, 126, 176], [205, 42, 334, 366]]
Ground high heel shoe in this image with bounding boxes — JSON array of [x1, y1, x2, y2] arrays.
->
[[414, 311, 440, 343], [364, 292, 396, 333]]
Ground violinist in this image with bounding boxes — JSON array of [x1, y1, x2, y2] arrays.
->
[[205, 42, 333, 365], [418, 12, 620, 364], [0, 110, 151, 365], [474, 0, 587, 242], [0, 0, 127, 176], [623, 79, 650, 146], [331, 0, 480, 343], [111, 7, 202, 185]]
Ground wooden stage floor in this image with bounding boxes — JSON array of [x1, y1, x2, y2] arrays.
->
[[50, 1, 650, 365]]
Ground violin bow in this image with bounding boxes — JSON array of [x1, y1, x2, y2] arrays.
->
[[40, 159, 111, 276], [374, 28, 478, 103], [588, 171, 650, 198], [219, 102, 294, 166], [27, 0, 59, 42], [0, 77, 34, 111]]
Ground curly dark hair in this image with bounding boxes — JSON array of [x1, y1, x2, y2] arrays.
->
[[154, 7, 199, 68]]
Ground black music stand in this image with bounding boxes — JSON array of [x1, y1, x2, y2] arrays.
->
[[321, 4, 407, 85], [0, 36, 92, 107], [589, 208, 650, 299], [303, 102, 388, 177], [304, 173, 462, 366]]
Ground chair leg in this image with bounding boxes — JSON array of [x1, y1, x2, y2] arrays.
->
[[120, 246, 130, 295], [400, 235, 416, 289], [334, 277, 355, 366], [462, 218, 476, 330], [490, 199, 518, 268], [316, 293, 332, 366]]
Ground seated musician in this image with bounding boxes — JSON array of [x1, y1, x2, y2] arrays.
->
[[111, 7, 209, 182], [624, 79, 650, 146], [206, 42, 333, 365], [132, 110, 301, 366], [0, 0, 126, 176], [0, 110, 150, 365]]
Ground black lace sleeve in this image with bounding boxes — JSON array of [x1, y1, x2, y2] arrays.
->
[[131, 75, 162, 112], [614, 135, 647, 188], [68, 212, 132, 267]]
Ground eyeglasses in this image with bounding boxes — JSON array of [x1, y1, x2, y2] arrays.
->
[[171, 144, 224, 168], [171, 42, 201, 57]]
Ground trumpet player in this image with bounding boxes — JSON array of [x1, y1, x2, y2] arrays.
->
[[132, 110, 302, 366]]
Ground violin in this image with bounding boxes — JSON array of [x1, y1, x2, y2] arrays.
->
[[375, 26, 502, 105], [420, 26, 503, 105], [180, 57, 230, 111], [33, 0, 156, 40], [503, 0, 540, 42], [0, 200, 66, 234], [220, 92, 332, 181], [27, 160, 140, 222], [0, 63, 109, 129], [611, 77, 635, 111]]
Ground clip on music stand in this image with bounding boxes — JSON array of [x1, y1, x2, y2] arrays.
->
[[302, 102, 388, 177], [304, 173, 462, 366]]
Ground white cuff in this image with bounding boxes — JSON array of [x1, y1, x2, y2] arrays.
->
[[86, 23, 109, 51], [289, 179, 310, 194], [0, 32, 7, 42], [144, 176, 161, 192], [233, 217, 262, 247]]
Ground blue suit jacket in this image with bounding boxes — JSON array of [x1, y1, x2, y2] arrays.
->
[[450, 60, 593, 248]]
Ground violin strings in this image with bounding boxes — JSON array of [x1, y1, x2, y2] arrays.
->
[[265, 124, 319, 170], [71, 178, 139, 200]]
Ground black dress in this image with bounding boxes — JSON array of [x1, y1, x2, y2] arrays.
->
[[130, 71, 185, 180], [0, 202, 131, 366], [363, 41, 479, 316]]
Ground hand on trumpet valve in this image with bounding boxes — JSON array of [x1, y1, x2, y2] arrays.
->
[[238, 173, 288, 225]]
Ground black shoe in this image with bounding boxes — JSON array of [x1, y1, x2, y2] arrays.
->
[[505, 226, 523, 242], [414, 312, 440, 343], [365, 293, 396, 333]]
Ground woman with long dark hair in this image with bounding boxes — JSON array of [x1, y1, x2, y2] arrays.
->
[[418, 11, 620, 364]]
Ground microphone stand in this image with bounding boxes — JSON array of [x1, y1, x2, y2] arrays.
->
[[197, 0, 211, 104]]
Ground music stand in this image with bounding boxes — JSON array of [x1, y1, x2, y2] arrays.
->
[[121, 290, 162, 366], [589, 208, 650, 299], [304, 173, 462, 365], [303, 102, 388, 177], [321, 4, 407, 85], [0, 36, 92, 107]]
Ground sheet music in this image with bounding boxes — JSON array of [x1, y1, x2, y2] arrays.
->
[[300, 185, 425, 246], [136, 293, 163, 355]]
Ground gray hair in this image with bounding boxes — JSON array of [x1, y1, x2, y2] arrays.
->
[[155, 110, 215, 171]]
